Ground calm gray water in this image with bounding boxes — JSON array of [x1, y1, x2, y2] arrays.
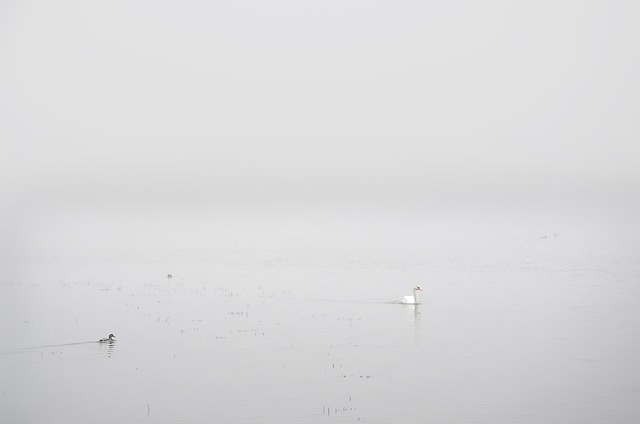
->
[[1, 209, 639, 423]]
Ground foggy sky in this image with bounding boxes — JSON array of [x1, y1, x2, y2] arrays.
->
[[1, 1, 639, 212]]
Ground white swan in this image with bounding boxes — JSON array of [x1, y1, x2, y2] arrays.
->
[[401, 286, 422, 304]]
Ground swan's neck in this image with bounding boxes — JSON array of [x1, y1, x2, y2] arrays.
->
[[413, 289, 419, 304]]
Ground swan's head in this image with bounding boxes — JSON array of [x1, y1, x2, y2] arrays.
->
[[108, 334, 116, 340], [414, 286, 422, 291]]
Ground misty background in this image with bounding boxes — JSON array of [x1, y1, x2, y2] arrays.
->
[[2, 3, 640, 423], [1, 1, 639, 232]]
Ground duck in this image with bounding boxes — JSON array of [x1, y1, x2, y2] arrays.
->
[[400, 286, 422, 305], [99, 334, 116, 343]]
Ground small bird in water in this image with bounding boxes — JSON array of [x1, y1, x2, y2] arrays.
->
[[99, 334, 116, 343], [167, 274, 173, 278]]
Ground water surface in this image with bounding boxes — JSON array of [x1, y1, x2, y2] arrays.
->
[[1, 210, 639, 423]]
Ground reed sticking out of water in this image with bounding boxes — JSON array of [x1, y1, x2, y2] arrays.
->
[[147, 403, 150, 416]]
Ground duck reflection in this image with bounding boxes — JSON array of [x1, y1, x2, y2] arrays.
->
[[98, 334, 117, 357]]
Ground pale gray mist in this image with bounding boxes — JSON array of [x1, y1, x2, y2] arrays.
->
[[1, 1, 639, 423]]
